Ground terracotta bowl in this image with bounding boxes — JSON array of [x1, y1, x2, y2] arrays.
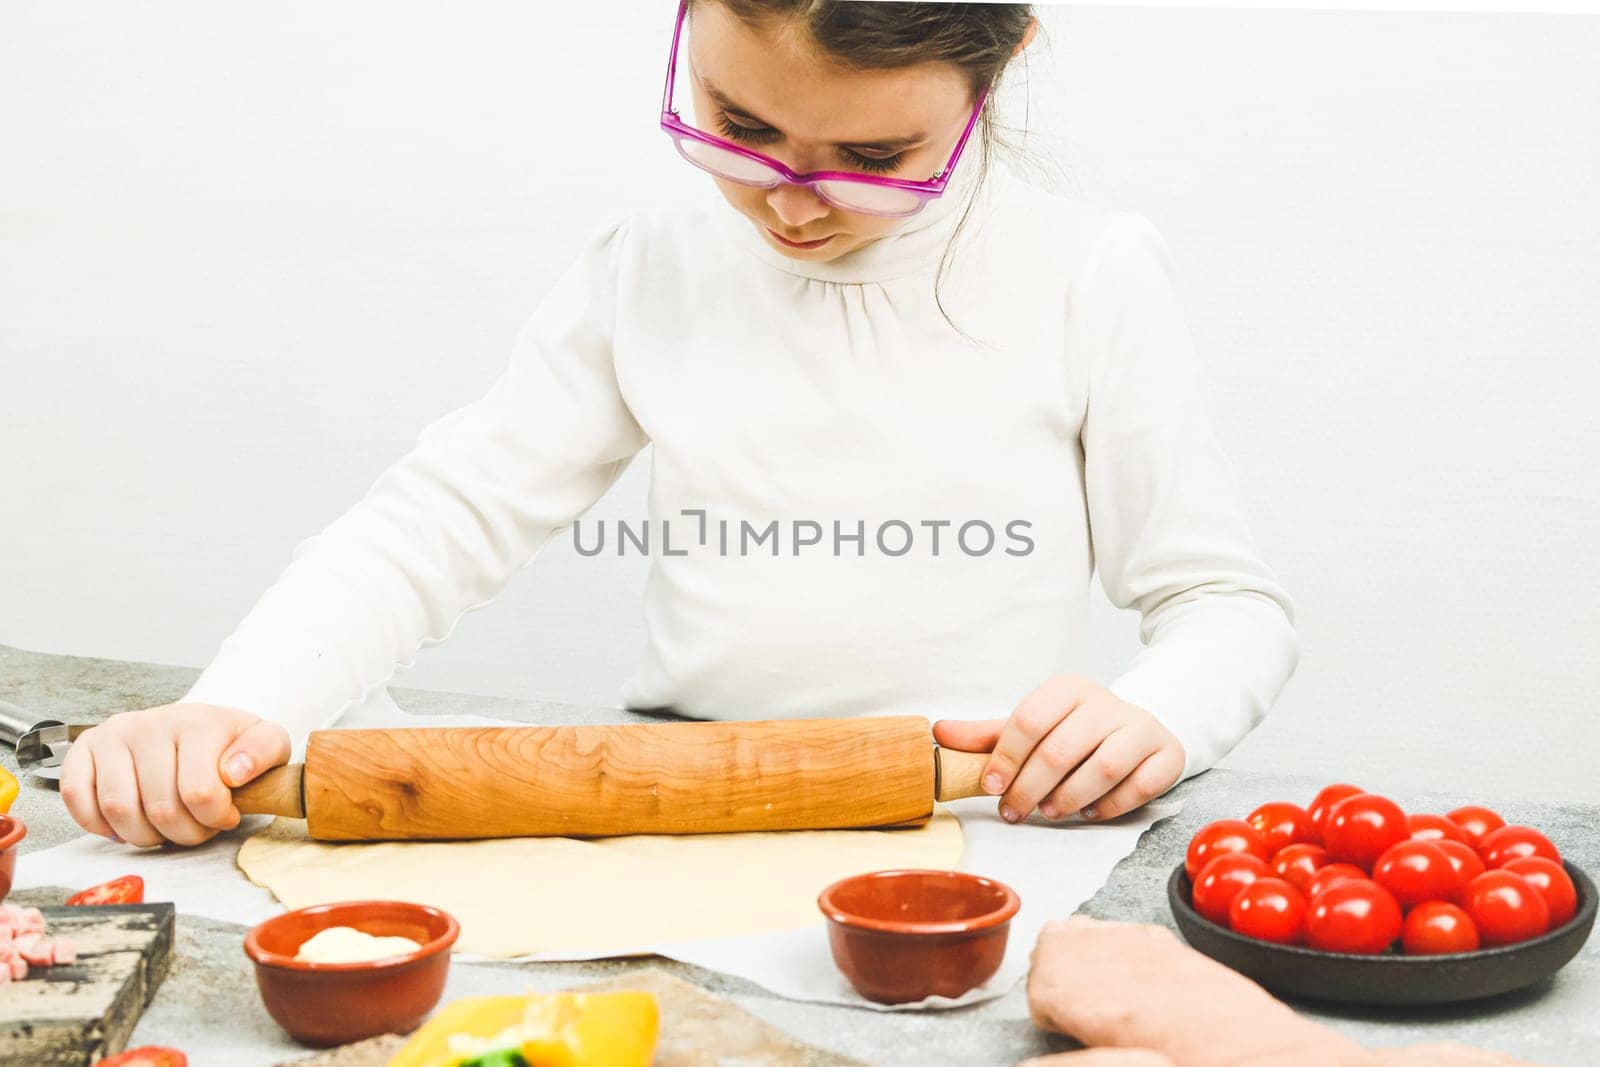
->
[[244, 900, 459, 1047], [818, 868, 1021, 1004], [0, 815, 25, 904]]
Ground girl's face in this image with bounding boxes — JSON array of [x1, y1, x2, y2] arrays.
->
[[686, 3, 979, 263]]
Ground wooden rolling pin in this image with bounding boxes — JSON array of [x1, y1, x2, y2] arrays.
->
[[230, 715, 990, 842]]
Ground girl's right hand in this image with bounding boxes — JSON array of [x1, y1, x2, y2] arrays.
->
[[60, 704, 290, 847]]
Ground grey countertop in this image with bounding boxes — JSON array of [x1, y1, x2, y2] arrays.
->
[[2, 643, 1595, 1066]]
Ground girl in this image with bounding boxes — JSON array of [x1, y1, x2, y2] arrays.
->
[[62, 0, 1296, 848]]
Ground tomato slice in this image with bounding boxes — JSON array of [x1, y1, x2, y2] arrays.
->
[[93, 1047, 187, 1067], [67, 875, 146, 906]]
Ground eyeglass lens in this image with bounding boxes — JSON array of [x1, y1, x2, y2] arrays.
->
[[672, 136, 925, 216]]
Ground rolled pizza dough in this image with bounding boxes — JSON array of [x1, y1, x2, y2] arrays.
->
[[237, 809, 963, 958]]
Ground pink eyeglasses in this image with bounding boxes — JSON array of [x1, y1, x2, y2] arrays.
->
[[659, 0, 989, 218]]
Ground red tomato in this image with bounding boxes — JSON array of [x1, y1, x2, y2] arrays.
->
[[1271, 843, 1330, 893], [92, 1048, 188, 1067], [1246, 802, 1318, 854], [1407, 813, 1467, 846], [1323, 794, 1409, 871], [1305, 878, 1403, 954], [1447, 805, 1506, 849], [1435, 840, 1486, 891], [1478, 825, 1561, 869], [67, 875, 145, 906], [1229, 877, 1308, 945], [1192, 853, 1270, 925], [1401, 901, 1481, 955], [1307, 783, 1364, 842], [1463, 870, 1550, 946], [1306, 863, 1369, 900], [1185, 819, 1272, 880], [1503, 857, 1578, 928], [1372, 840, 1461, 909]]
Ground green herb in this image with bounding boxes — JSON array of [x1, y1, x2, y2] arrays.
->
[[457, 1050, 528, 1067]]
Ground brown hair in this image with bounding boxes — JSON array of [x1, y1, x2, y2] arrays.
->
[[703, 1, 1032, 94], [690, 0, 1037, 339]]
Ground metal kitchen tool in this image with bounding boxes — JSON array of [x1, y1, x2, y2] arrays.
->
[[0, 698, 90, 782]]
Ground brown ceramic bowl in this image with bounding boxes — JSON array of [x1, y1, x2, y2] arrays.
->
[[818, 868, 1021, 1004], [0, 815, 25, 903], [244, 900, 459, 1047]]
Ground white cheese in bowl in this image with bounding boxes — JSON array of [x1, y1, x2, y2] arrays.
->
[[294, 925, 423, 964]]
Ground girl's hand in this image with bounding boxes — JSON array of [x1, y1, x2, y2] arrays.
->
[[933, 674, 1184, 824], [60, 704, 290, 847]]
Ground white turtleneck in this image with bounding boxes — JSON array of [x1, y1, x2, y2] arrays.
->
[[181, 154, 1297, 781]]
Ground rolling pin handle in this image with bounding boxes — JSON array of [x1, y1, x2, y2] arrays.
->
[[232, 763, 307, 819], [934, 746, 992, 802]]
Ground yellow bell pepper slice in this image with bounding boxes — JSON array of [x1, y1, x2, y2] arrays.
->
[[0, 765, 19, 815], [388, 996, 528, 1067], [517, 991, 659, 1067], [388, 990, 658, 1067]]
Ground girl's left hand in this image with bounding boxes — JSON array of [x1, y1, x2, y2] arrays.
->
[[933, 674, 1185, 824]]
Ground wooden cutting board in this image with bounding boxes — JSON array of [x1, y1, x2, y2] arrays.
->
[[0, 902, 176, 1067], [281, 967, 866, 1067]]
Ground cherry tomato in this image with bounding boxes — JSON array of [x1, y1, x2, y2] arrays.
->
[[1478, 825, 1561, 869], [1307, 783, 1364, 842], [1246, 802, 1318, 854], [1407, 813, 1467, 845], [1229, 876, 1308, 945], [67, 874, 145, 906], [1401, 901, 1480, 955], [1185, 819, 1272, 880], [1372, 840, 1461, 909], [1436, 840, 1486, 891], [1447, 805, 1506, 850], [1323, 794, 1409, 871], [1306, 862, 1369, 900], [1463, 870, 1550, 946], [1271, 843, 1330, 893], [1192, 852, 1270, 925], [1305, 878, 1403, 954], [1503, 857, 1578, 928], [92, 1049, 188, 1067]]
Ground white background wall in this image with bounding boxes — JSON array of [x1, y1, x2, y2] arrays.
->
[[3, 3, 1596, 801]]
